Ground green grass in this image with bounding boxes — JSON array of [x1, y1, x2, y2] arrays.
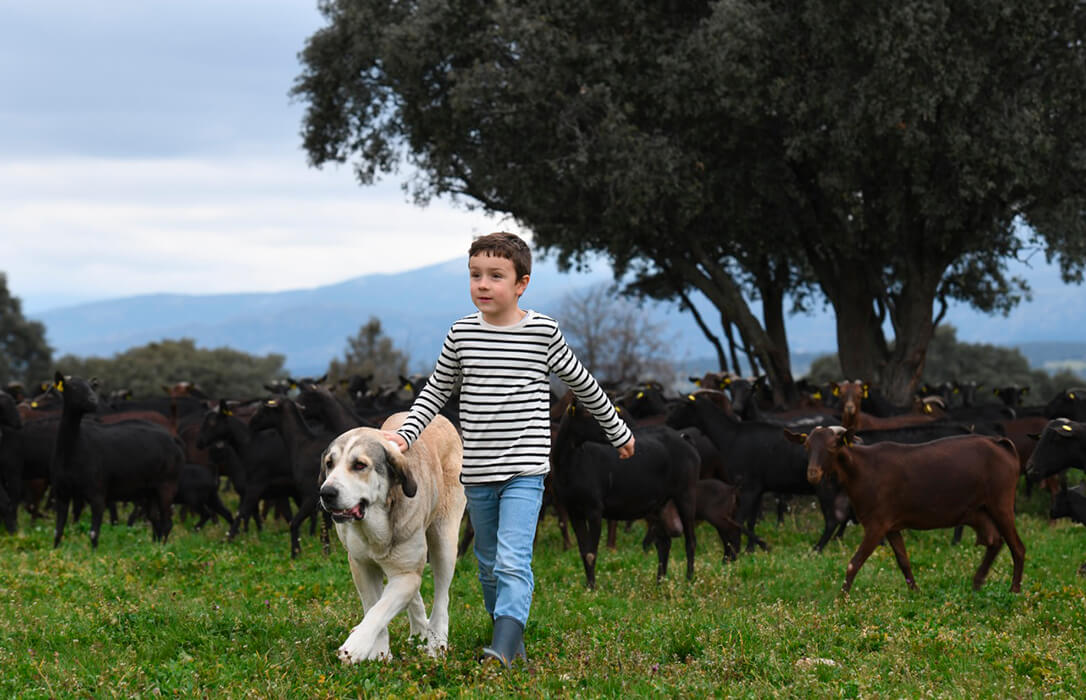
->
[[1, 488, 1084, 699]]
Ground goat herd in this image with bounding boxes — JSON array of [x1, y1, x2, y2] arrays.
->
[[1, 370, 1084, 595]]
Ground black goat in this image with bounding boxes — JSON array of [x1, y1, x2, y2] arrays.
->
[[51, 372, 182, 548], [247, 397, 334, 557], [195, 401, 297, 547], [552, 400, 699, 589], [0, 393, 23, 532]]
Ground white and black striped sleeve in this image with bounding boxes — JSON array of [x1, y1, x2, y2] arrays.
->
[[396, 330, 460, 448], [548, 324, 633, 449]]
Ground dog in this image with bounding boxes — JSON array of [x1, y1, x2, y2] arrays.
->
[[318, 412, 465, 663]]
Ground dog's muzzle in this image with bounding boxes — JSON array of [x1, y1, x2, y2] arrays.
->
[[320, 483, 368, 522]]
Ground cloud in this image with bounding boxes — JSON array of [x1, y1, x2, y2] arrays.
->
[[2, 155, 521, 312]]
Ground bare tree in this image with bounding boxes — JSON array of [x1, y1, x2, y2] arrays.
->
[[557, 284, 676, 388]]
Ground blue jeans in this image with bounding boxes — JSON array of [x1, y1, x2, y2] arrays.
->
[[464, 474, 545, 627]]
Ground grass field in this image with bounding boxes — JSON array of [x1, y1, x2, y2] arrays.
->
[[1, 487, 1084, 699]]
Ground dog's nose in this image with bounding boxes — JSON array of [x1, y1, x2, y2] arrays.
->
[[319, 483, 339, 505]]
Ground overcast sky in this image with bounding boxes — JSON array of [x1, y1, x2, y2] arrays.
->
[[1, 1, 515, 313]]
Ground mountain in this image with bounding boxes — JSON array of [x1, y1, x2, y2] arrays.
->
[[30, 255, 1086, 379]]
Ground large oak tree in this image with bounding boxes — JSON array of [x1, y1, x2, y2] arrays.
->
[[293, 0, 1086, 403]]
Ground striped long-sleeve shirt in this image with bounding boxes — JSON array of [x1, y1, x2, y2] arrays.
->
[[395, 310, 633, 484]]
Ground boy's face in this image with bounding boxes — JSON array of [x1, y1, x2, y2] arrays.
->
[[468, 252, 529, 325]]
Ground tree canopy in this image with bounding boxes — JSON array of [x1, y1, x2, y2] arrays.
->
[[325, 317, 410, 388], [0, 273, 52, 389], [55, 338, 286, 399], [294, 0, 1086, 403]]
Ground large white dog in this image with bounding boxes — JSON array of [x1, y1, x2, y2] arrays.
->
[[318, 412, 465, 663]]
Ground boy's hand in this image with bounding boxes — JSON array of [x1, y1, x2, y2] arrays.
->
[[382, 431, 408, 451], [618, 436, 635, 460]]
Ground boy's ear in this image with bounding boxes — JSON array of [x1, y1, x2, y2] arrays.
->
[[515, 274, 530, 297]]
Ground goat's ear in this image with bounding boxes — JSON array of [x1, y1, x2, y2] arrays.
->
[[218, 399, 233, 416], [782, 429, 806, 444], [843, 429, 859, 446], [54, 371, 65, 388], [1055, 423, 1077, 438], [384, 444, 417, 497], [830, 382, 840, 396]]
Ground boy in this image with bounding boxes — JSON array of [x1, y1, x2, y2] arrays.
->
[[384, 231, 635, 667]]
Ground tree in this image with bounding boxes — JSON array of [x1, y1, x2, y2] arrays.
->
[[326, 317, 410, 388], [293, 0, 1086, 405], [558, 284, 676, 388], [807, 325, 1085, 404], [56, 338, 286, 399], [0, 272, 52, 388]]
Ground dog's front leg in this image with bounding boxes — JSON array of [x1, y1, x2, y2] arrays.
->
[[338, 570, 422, 664], [338, 557, 389, 663]]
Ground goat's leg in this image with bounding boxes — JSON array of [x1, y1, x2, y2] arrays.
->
[[884, 531, 918, 590], [88, 499, 106, 549], [568, 515, 598, 589], [288, 495, 320, 559], [739, 486, 764, 553], [230, 485, 264, 541], [676, 493, 697, 581], [653, 533, 672, 582], [52, 494, 71, 548], [605, 519, 617, 550], [842, 527, 886, 594], [986, 506, 1025, 593]]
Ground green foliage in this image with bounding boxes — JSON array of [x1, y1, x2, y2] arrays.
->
[[0, 272, 52, 388], [325, 317, 410, 388], [0, 492, 1083, 697], [807, 325, 1085, 401], [55, 338, 286, 399], [292, 0, 1086, 404]]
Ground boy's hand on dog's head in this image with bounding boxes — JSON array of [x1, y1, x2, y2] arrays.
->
[[382, 431, 408, 452], [618, 436, 635, 460]]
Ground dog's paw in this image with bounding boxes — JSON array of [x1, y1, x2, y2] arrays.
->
[[422, 631, 448, 658], [338, 633, 391, 664]]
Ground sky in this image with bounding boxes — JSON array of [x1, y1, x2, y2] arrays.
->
[[3, 1, 1084, 352], [1, 1, 516, 313]]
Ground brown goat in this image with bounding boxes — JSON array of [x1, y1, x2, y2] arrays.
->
[[784, 426, 1025, 594]]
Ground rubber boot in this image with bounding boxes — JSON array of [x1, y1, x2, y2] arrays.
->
[[481, 615, 526, 668]]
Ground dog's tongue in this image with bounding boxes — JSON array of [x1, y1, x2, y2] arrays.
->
[[344, 504, 365, 520]]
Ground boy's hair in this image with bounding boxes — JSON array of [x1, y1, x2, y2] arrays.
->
[[468, 232, 532, 280]]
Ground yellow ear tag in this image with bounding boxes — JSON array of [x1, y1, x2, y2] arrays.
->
[[843, 436, 851, 446], [405, 383, 414, 392], [863, 387, 869, 399], [924, 404, 932, 414], [694, 380, 702, 387], [267, 400, 277, 407], [832, 386, 840, 396], [1061, 424, 1073, 432], [812, 391, 823, 400], [1070, 392, 1077, 400], [687, 394, 696, 401], [636, 391, 644, 399], [616, 406, 623, 413], [223, 408, 233, 416], [57, 380, 64, 393], [30, 402, 38, 408], [723, 378, 731, 386]]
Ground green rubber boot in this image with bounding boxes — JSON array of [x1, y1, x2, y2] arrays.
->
[[481, 616, 526, 668]]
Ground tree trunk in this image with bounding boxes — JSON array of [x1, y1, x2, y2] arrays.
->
[[672, 256, 795, 402]]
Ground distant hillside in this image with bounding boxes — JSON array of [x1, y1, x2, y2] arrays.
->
[[31, 255, 1086, 381]]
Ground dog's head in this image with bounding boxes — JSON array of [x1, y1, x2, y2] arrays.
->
[[318, 428, 418, 522]]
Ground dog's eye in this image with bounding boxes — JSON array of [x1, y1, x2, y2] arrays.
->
[[352, 460, 367, 471]]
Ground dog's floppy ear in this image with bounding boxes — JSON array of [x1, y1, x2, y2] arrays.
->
[[384, 442, 418, 498]]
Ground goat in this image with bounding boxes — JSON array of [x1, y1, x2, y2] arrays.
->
[[785, 426, 1025, 594], [195, 400, 297, 546], [51, 372, 183, 548], [552, 399, 699, 589], [247, 397, 334, 557]]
